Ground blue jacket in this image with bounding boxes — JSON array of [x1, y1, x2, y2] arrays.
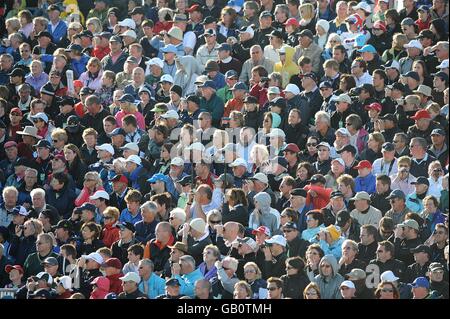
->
[[406, 193, 425, 214], [47, 20, 67, 44], [119, 208, 142, 224], [424, 210, 446, 235], [210, 72, 226, 91], [319, 236, 345, 260], [138, 272, 166, 299], [134, 219, 158, 244], [173, 268, 204, 298], [71, 55, 90, 79], [354, 173, 377, 194]]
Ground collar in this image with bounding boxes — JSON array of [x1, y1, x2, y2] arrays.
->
[[221, 56, 232, 63]]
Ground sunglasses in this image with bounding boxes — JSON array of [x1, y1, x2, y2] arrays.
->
[[306, 143, 317, 147], [381, 288, 394, 293], [104, 216, 113, 220], [267, 287, 278, 291], [10, 112, 21, 116], [320, 264, 331, 268], [209, 220, 221, 224]]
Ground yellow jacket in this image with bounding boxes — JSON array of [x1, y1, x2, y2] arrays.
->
[[274, 46, 298, 89]]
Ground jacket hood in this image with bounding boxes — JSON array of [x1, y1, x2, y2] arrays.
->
[[254, 192, 271, 214], [319, 254, 339, 278]]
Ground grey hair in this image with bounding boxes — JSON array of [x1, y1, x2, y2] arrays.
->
[[2, 186, 18, 198], [140, 201, 158, 214], [342, 239, 358, 252], [222, 256, 239, 272], [410, 137, 427, 150], [315, 111, 331, 125], [180, 255, 196, 269], [139, 258, 154, 270]]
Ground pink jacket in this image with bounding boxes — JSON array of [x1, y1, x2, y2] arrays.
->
[[74, 186, 105, 207], [115, 110, 146, 130]]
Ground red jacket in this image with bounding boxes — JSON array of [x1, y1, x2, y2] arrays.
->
[[107, 273, 124, 294], [223, 98, 244, 118], [415, 18, 431, 32], [304, 184, 332, 210], [92, 46, 111, 60], [102, 223, 120, 248]]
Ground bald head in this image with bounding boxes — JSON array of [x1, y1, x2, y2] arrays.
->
[[223, 221, 239, 241]]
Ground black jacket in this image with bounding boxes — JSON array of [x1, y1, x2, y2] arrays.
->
[[111, 238, 140, 266], [77, 268, 103, 298], [356, 241, 378, 265], [369, 258, 406, 282], [281, 273, 310, 299], [286, 236, 310, 259], [80, 108, 110, 136], [405, 261, 431, 284], [221, 205, 249, 227], [338, 258, 367, 277], [284, 122, 309, 150], [370, 190, 392, 216], [263, 252, 287, 280], [394, 236, 423, 267]]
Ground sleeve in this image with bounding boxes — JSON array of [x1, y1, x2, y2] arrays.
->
[[174, 274, 195, 297], [39, 54, 55, 63], [217, 267, 239, 293]]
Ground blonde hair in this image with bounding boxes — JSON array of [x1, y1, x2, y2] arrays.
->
[[51, 128, 68, 143], [299, 3, 315, 20], [243, 262, 262, 279], [234, 281, 252, 297], [393, 33, 408, 50], [84, 171, 103, 188], [303, 282, 321, 299], [26, 218, 44, 236], [86, 17, 102, 34], [103, 206, 120, 221]]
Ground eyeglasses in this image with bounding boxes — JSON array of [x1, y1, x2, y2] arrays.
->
[[198, 118, 204, 120], [305, 291, 317, 296], [209, 220, 221, 224], [381, 288, 394, 293], [169, 216, 175, 220], [306, 143, 317, 147], [10, 112, 21, 116], [222, 266, 231, 271], [52, 140, 59, 143], [286, 266, 295, 270], [244, 269, 256, 274]]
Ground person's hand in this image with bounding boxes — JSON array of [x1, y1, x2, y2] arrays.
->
[[171, 262, 181, 275], [423, 46, 432, 56], [26, 280, 37, 291], [187, 191, 195, 203], [231, 241, 240, 249], [394, 225, 404, 239], [15, 225, 23, 237], [263, 246, 272, 261], [309, 190, 318, 198], [339, 256, 346, 266], [22, 202, 31, 210], [215, 260, 222, 269], [182, 223, 190, 238], [424, 233, 435, 246], [77, 257, 86, 268], [375, 119, 384, 131], [214, 224, 224, 236], [318, 231, 326, 241], [245, 180, 254, 193]]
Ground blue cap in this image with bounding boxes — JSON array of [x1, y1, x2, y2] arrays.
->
[[64, 44, 83, 52], [110, 127, 126, 136], [79, 203, 96, 212], [198, 80, 216, 90], [417, 5, 430, 12], [411, 277, 430, 289], [225, 70, 238, 78], [431, 128, 445, 136], [218, 43, 232, 51], [230, 82, 248, 91], [161, 44, 178, 54], [105, 293, 117, 299], [354, 34, 367, 47], [319, 81, 333, 89], [147, 173, 167, 183], [357, 44, 377, 54], [118, 94, 135, 103]]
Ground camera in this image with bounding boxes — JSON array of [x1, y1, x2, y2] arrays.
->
[[260, 243, 266, 249], [18, 225, 26, 230]]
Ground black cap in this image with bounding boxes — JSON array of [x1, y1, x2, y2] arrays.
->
[[186, 94, 200, 105], [130, 6, 145, 15], [47, 4, 61, 11], [34, 139, 52, 149], [379, 113, 397, 123], [28, 288, 51, 299], [382, 142, 395, 152], [107, 7, 120, 16], [302, 72, 318, 82], [298, 29, 314, 39], [110, 127, 126, 137], [266, 30, 283, 39], [116, 222, 136, 232], [65, 44, 83, 52], [243, 95, 258, 104], [355, 83, 375, 96], [417, 29, 434, 40], [79, 203, 96, 212], [170, 85, 183, 97], [60, 97, 75, 107], [290, 188, 307, 197], [166, 278, 181, 286], [411, 176, 430, 187], [14, 157, 31, 167], [336, 144, 357, 155], [319, 81, 333, 89], [386, 189, 406, 200], [52, 219, 72, 231], [8, 68, 26, 78], [431, 128, 446, 136], [282, 222, 298, 231], [390, 82, 406, 92], [37, 31, 53, 40], [269, 97, 286, 109], [336, 210, 351, 227], [79, 30, 94, 39], [202, 16, 216, 25], [67, 115, 80, 126], [307, 174, 326, 185], [410, 244, 431, 256], [178, 175, 193, 187], [80, 87, 95, 95], [330, 190, 344, 199]]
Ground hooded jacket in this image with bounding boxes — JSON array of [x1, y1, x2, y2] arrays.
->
[[313, 255, 344, 299], [274, 46, 298, 88], [249, 192, 280, 235], [174, 55, 203, 96]]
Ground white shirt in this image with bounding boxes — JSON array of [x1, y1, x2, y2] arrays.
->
[[372, 158, 398, 177], [428, 176, 443, 200], [183, 31, 197, 54]]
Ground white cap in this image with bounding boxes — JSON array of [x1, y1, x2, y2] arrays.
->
[[239, 25, 254, 38], [250, 172, 269, 184], [95, 143, 115, 155], [189, 218, 206, 233], [118, 18, 136, 29], [147, 57, 164, 69], [31, 112, 49, 123], [187, 142, 205, 151], [13, 205, 29, 216], [334, 94, 352, 104], [380, 270, 399, 283], [36, 272, 53, 284], [229, 158, 247, 167], [120, 29, 137, 39], [56, 276, 72, 290], [267, 128, 286, 139], [160, 74, 174, 83], [125, 154, 142, 166], [340, 280, 356, 289], [404, 40, 423, 51], [336, 128, 351, 136], [353, 1, 372, 13], [384, 60, 400, 71], [265, 235, 287, 247], [332, 157, 345, 167], [161, 110, 179, 120], [82, 252, 104, 265], [170, 157, 185, 166], [169, 207, 186, 223], [119, 272, 140, 283], [120, 142, 139, 153], [283, 83, 300, 95], [89, 190, 110, 201], [437, 59, 449, 69]]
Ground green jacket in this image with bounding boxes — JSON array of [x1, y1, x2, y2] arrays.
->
[[87, 9, 109, 24], [217, 86, 233, 104], [200, 93, 224, 127], [24, 251, 59, 279]]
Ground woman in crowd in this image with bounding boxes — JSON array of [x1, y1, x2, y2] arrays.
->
[[222, 188, 249, 227], [74, 171, 105, 207], [243, 262, 267, 299], [302, 210, 325, 243], [101, 207, 120, 248], [198, 244, 220, 281], [78, 222, 105, 256], [305, 244, 325, 281], [280, 256, 310, 299], [64, 144, 88, 191]]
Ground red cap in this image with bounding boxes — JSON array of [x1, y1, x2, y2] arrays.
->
[[365, 102, 382, 112], [284, 18, 299, 28], [4, 141, 18, 149], [373, 21, 387, 32], [410, 109, 431, 120], [101, 258, 122, 269], [251, 226, 271, 236], [110, 174, 128, 184], [186, 4, 201, 13], [52, 154, 67, 163], [5, 264, 24, 274], [10, 107, 23, 116], [73, 80, 84, 88], [354, 160, 372, 170], [283, 143, 300, 153]]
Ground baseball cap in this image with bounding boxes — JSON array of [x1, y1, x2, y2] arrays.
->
[[230, 82, 248, 91], [34, 139, 52, 149], [350, 191, 371, 201], [236, 237, 258, 251], [78, 203, 96, 212], [411, 176, 430, 186], [229, 158, 247, 168], [12, 206, 29, 217], [147, 173, 167, 183], [82, 252, 104, 265], [161, 44, 178, 54], [101, 258, 123, 269], [382, 142, 395, 152], [249, 172, 269, 184], [307, 174, 326, 185], [41, 257, 58, 267], [120, 272, 140, 284], [283, 83, 300, 95], [336, 144, 357, 155], [120, 142, 139, 152], [404, 39, 423, 51], [383, 59, 400, 71], [160, 74, 174, 83], [283, 143, 300, 153], [354, 160, 372, 170], [401, 17, 415, 26], [265, 235, 287, 247], [266, 128, 286, 139], [353, 1, 372, 12], [95, 143, 115, 155], [346, 268, 366, 280], [357, 44, 377, 54], [411, 277, 430, 289], [431, 128, 446, 136], [89, 190, 110, 201], [116, 222, 136, 233], [290, 188, 307, 197], [161, 110, 179, 119], [118, 93, 135, 103], [166, 278, 181, 286], [177, 175, 192, 187], [198, 80, 216, 90], [251, 226, 271, 236], [125, 154, 142, 166], [147, 57, 164, 69], [334, 94, 352, 104], [31, 112, 49, 123], [403, 71, 420, 82], [298, 29, 314, 39], [437, 59, 449, 69], [365, 102, 382, 112], [118, 18, 136, 29], [335, 210, 351, 227], [282, 222, 298, 231], [398, 219, 419, 231], [330, 190, 344, 199], [170, 157, 185, 166], [267, 86, 281, 94], [218, 43, 232, 51], [340, 280, 356, 289], [386, 189, 406, 200], [109, 174, 128, 184], [167, 242, 188, 254], [225, 70, 239, 79], [410, 244, 431, 256], [380, 270, 399, 283], [5, 265, 24, 274]]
